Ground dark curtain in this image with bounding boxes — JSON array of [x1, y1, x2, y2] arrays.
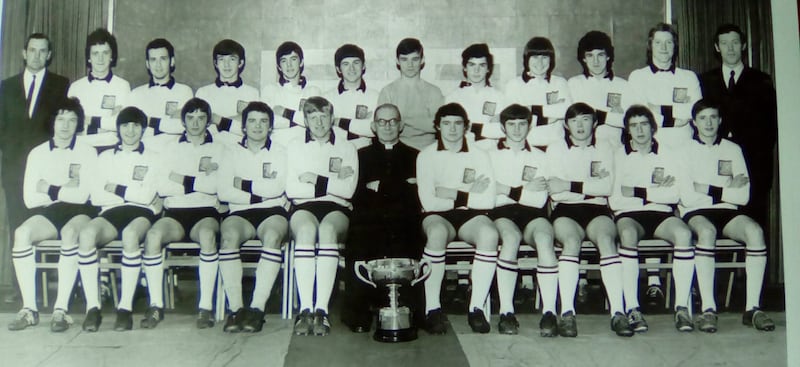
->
[[673, 0, 782, 284]]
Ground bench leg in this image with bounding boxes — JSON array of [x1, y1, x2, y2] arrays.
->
[[725, 252, 738, 309]]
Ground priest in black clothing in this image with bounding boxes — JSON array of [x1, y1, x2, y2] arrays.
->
[[700, 24, 777, 228], [343, 103, 423, 332]]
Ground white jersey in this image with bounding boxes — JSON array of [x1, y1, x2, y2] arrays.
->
[[503, 75, 572, 148], [89, 144, 163, 215], [157, 133, 223, 210], [567, 74, 637, 147], [67, 73, 131, 147], [285, 131, 358, 210], [323, 81, 378, 150], [546, 137, 614, 207], [195, 78, 260, 137], [445, 82, 507, 144], [23, 138, 97, 209], [487, 139, 549, 209], [677, 136, 749, 217], [217, 137, 289, 214], [608, 140, 683, 215]]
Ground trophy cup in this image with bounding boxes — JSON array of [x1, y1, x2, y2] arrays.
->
[[355, 258, 431, 342]]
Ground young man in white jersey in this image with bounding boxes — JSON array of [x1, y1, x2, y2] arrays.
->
[[416, 103, 498, 334], [216, 102, 290, 333], [487, 104, 556, 336], [140, 98, 222, 329], [77, 107, 162, 332], [67, 28, 130, 147], [8, 98, 97, 332], [678, 99, 774, 332], [325, 43, 379, 150]]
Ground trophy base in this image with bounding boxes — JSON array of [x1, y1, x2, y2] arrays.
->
[[373, 327, 418, 343]]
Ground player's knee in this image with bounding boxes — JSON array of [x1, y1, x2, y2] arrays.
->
[[60, 225, 78, 243], [78, 227, 98, 249], [745, 223, 765, 246], [196, 227, 216, 246], [560, 240, 581, 256], [697, 226, 717, 242], [260, 231, 282, 249], [317, 222, 338, 243], [424, 224, 449, 247], [220, 227, 241, 248], [476, 227, 499, 250], [619, 227, 638, 247]]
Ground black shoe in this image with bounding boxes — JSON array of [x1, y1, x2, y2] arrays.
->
[[539, 311, 558, 337], [294, 309, 313, 336], [82, 307, 102, 332], [645, 285, 665, 310], [674, 306, 694, 332], [611, 312, 634, 337], [50, 309, 73, 332], [241, 308, 266, 333], [224, 308, 244, 333], [558, 311, 578, 337], [424, 308, 448, 335], [743, 308, 775, 331], [113, 309, 132, 332], [467, 307, 490, 333], [140, 306, 164, 329], [8, 308, 39, 331], [627, 307, 649, 333], [696, 308, 718, 333], [497, 312, 519, 335], [196, 309, 215, 329], [312, 309, 331, 336]]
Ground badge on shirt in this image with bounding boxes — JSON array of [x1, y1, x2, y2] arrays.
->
[[482, 101, 497, 116], [329, 157, 343, 173], [546, 91, 562, 105], [672, 88, 689, 103], [355, 105, 369, 120], [165, 101, 179, 117], [198, 156, 213, 172], [462, 168, 476, 184], [262, 162, 277, 178], [590, 161, 603, 178], [522, 165, 537, 182], [69, 164, 81, 179], [298, 99, 307, 112], [606, 93, 622, 109], [651, 167, 665, 184], [101, 95, 116, 110], [236, 100, 248, 115], [132, 165, 149, 181], [718, 160, 733, 177]]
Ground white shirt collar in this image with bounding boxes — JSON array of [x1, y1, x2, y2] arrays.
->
[[722, 63, 745, 83]]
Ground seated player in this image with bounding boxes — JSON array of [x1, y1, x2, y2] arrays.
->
[[678, 99, 774, 332], [140, 98, 222, 329], [609, 105, 694, 333], [285, 96, 358, 336], [547, 102, 631, 337], [216, 102, 289, 333], [8, 98, 97, 332], [324, 43, 379, 150], [487, 104, 555, 336], [417, 103, 498, 334], [77, 107, 162, 332]]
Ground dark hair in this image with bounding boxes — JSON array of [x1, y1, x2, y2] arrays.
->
[[713, 24, 747, 61], [212, 39, 246, 74], [461, 43, 494, 85], [622, 105, 657, 143], [395, 38, 425, 71], [433, 103, 469, 130], [577, 31, 614, 77], [646, 23, 679, 67], [302, 96, 334, 119], [242, 101, 275, 129], [85, 28, 118, 69], [181, 98, 212, 123], [499, 104, 532, 126], [25, 33, 51, 52], [523, 37, 556, 80], [373, 103, 402, 121], [50, 97, 85, 133], [115, 106, 148, 140], [564, 102, 596, 121], [691, 99, 721, 120], [334, 44, 365, 79], [145, 38, 175, 73], [276, 41, 304, 84]]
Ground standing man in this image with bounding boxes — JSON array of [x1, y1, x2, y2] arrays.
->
[[378, 38, 444, 151], [67, 28, 131, 148], [699, 24, 777, 230], [325, 44, 379, 150], [343, 103, 422, 332], [0, 33, 70, 244]]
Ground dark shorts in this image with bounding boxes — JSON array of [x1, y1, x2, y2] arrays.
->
[[29, 202, 98, 229], [165, 207, 219, 237], [228, 207, 289, 228], [616, 211, 674, 239], [425, 209, 489, 231], [292, 201, 351, 222], [551, 203, 613, 229], [683, 208, 741, 236], [489, 204, 548, 229], [100, 205, 158, 232]]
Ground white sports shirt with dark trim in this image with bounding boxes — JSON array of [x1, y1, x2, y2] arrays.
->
[[488, 138, 549, 209], [157, 133, 224, 210], [323, 80, 378, 150], [503, 75, 572, 148], [445, 82, 508, 144], [285, 131, 358, 210], [567, 74, 637, 147], [195, 78, 260, 137], [217, 137, 289, 214], [608, 140, 684, 215], [128, 78, 194, 144], [89, 143, 163, 215], [546, 137, 614, 207], [23, 138, 97, 209], [67, 73, 130, 147]]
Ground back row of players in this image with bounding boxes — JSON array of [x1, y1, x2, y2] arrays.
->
[[7, 22, 775, 337]]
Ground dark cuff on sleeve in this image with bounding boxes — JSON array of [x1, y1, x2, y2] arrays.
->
[[88, 117, 101, 135], [338, 118, 352, 131], [241, 179, 253, 193], [314, 176, 329, 198], [47, 185, 61, 201], [148, 117, 162, 135], [570, 181, 583, 193], [708, 185, 724, 204], [347, 131, 359, 141], [455, 191, 469, 208], [596, 110, 608, 125], [633, 187, 647, 200], [509, 186, 523, 202], [249, 194, 263, 204], [182, 175, 196, 194], [219, 118, 233, 132], [114, 184, 127, 198], [660, 105, 675, 128], [282, 108, 295, 122], [470, 124, 485, 140]]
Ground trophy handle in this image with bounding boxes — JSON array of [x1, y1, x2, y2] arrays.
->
[[354, 260, 377, 288], [411, 258, 432, 287]]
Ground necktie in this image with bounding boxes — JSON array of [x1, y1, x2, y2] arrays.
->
[[26, 75, 36, 117], [728, 70, 736, 92]]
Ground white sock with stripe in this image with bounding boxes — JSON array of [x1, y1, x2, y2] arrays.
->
[[423, 248, 446, 313], [600, 254, 624, 315], [537, 264, 558, 315], [218, 248, 243, 311], [251, 248, 282, 310], [118, 250, 142, 311], [53, 246, 79, 311], [198, 251, 219, 311], [314, 244, 340, 313], [618, 245, 640, 311], [12, 247, 37, 311], [672, 246, 695, 309], [294, 244, 316, 312], [745, 248, 767, 310], [78, 249, 100, 310], [469, 250, 497, 311], [143, 253, 164, 308], [496, 257, 518, 314], [558, 255, 579, 315], [694, 245, 717, 311]]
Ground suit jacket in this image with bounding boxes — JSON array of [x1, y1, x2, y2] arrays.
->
[[0, 69, 69, 227]]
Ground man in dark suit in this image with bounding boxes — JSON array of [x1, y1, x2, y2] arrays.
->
[[700, 24, 777, 229], [0, 33, 70, 234]]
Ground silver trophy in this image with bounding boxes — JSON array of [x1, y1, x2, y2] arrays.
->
[[355, 258, 431, 342]]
